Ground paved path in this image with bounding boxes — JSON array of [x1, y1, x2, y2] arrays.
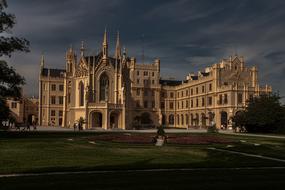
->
[[219, 130, 285, 139], [1, 166, 285, 178]]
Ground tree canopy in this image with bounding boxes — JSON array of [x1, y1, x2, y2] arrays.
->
[[0, 0, 29, 124], [233, 93, 285, 133]]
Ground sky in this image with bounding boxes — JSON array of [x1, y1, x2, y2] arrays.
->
[[3, 0, 285, 100]]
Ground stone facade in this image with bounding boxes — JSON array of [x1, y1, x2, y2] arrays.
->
[[38, 30, 272, 129]]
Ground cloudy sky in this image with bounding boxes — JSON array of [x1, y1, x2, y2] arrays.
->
[[4, 0, 285, 99]]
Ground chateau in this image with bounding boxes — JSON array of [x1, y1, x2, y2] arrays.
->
[[38, 30, 272, 130]]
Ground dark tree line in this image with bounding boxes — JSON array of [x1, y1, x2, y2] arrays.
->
[[0, 0, 29, 125], [233, 93, 285, 133]]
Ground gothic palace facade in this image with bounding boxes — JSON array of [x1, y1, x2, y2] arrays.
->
[[38, 30, 272, 129]]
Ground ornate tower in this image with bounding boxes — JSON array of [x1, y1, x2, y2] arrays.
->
[[115, 31, 121, 60]]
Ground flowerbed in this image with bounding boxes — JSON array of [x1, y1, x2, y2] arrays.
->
[[88, 133, 234, 145]]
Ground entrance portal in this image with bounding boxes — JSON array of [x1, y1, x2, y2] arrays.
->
[[91, 112, 103, 128], [110, 112, 119, 129], [220, 111, 228, 129]]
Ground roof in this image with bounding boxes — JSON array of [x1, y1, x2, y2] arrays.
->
[[160, 79, 182, 86], [41, 68, 66, 77]]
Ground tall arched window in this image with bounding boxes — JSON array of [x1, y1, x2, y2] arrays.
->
[[100, 73, 109, 101], [79, 81, 84, 106], [181, 114, 184, 125]]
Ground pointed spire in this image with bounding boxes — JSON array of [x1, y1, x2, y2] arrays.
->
[[40, 53, 45, 68], [80, 41, 85, 57], [115, 31, 121, 59], [102, 28, 108, 59]]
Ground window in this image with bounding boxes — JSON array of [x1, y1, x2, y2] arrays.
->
[[137, 79, 140, 84], [219, 94, 223, 105], [202, 97, 205, 106], [152, 101, 155, 108], [59, 84, 64, 91], [51, 110, 56, 116], [161, 92, 165, 98], [181, 114, 184, 125], [202, 86, 205, 93], [160, 102, 165, 109], [196, 98, 199, 107], [143, 79, 148, 85], [169, 102, 174, 109], [136, 100, 140, 108], [182, 101, 184, 109], [58, 111, 63, 117], [58, 96, 64, 105], [79, 81, 85, 105], [137, 71, 140, 76], [182, 91, 184, 97], [209, 83, 212, 91], [170, 92, 174, 98], [152, 80, 154, 85], [224, 94, 228, 104], [208, 97, 212, 106], [136, 89, 140, 96], [186, 90, 189, 96], [144, 89, 148, 96], [238, 93, 243, 104], [169, 114, 174, 125], [191, 100, 193, 108], [196, 87, 198, 94], [11, 102, 17, 108], [143, 71, 148, 76], [152, 72, 154, 76], [51, 96, 56, 104], [51, 84, 56, 91], [68, 93, 71, 103], [100, 73, 109, 101], [191, 88, 193, 95], [151, 90, 155, 97], [144, 101, 148, 108], [186, 100, 189, 108]]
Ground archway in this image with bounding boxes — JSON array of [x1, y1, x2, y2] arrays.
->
[[91, 112, 103, 128], [221, 111, 228, 129], [27, 114, 35, 125], [110, 111, 119, 129], [141, 112, 153, 128]]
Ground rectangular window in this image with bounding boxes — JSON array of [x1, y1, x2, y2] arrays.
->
[[152, 72, 154, 76], [144, 101, 148, 108], [136, 89, 140, 96], [238, 93, 243, 104], [11, 102, 17, 108], [68, 93, 71, 103], [202, 97, 205, 106], [186, 90, 189, 96], [202, 86, 205, 93], [152, 101, 155, 108], [58, 96, 64, 105], [58, 110, 63, 117], [208, 97, 212, 106], [144, 71, 148, 76], [219, 94, 223, 105], [152, 80, 154, 85], [51, 96, 56, 104], [209, 83, 212, 91], [196, 98, 199, 107], [151, 90, 155, 97], [144, 89, 148, 96], [136, 101, 140, 108], [191, 100, 193, 108], [170, 102, 174, 109], [224, 94, 228, 104], [51, 84, 56, 91], [170, 92, 174, 98], [59, 84, 64, 91], [137, 79, 140, 84], [51, 110, 56, 116], [186, 100, 189, 108], [196, 87, 198, 94], [137, 71, 140, 76], [191, 89, 193, 95], [160, 102, 165, 109]]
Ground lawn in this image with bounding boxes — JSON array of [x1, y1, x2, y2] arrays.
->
[[0, 131, 285, 174]]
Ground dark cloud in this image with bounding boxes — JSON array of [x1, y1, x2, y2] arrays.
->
[[3, 0, 285, 102]]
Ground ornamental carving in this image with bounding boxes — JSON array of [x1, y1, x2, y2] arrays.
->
[[75, 59, 89, 77]]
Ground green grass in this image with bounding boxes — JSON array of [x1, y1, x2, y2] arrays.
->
[[0, 131, 285, 174]]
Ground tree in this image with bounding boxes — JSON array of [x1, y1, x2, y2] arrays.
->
[[0, 0, 29, 125], [233, 93, 285, 133]]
